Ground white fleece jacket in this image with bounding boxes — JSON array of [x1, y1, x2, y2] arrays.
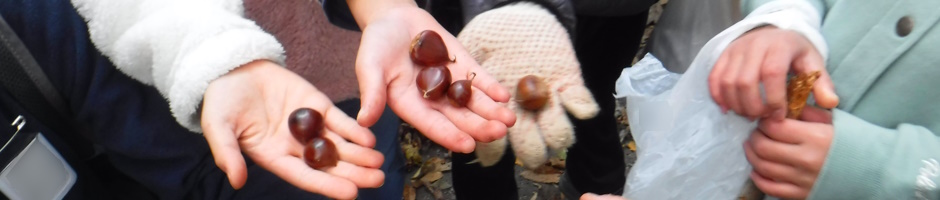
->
[[71, 0, 286, 132]]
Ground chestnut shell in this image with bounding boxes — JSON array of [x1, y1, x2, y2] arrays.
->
[[303, 137, 339, 169], [416, 66, 452, 100], [410, 30, 454, 66], [288, 108, 324, 143], [517, 75, 550, 111]]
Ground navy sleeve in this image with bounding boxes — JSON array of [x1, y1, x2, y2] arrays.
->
[[318, 0, 361, 31]]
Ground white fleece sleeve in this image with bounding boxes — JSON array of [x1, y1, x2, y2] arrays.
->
[[71, 0, 286, 132]]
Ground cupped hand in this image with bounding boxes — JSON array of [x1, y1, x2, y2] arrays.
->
[[745, 106, 834, 199], [352, 5, 516, 153], [201, 60, 385, 199], [708, 26, 839, 120]]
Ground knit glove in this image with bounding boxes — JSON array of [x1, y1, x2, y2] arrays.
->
[[456, 2, 599, 169]]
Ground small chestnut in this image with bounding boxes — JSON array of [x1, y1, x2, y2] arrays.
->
[[517, 75, 550, 111], [303, 137, 339, 169], [416, 66, 452, 100], [448, 72, 476, 107], [288, 108, 324, 143], [410, 30, 455, 66]]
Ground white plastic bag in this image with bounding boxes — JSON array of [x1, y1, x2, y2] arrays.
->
[[615, 52, 755, 199]]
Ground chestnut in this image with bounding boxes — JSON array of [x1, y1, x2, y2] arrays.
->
[[410, 30, 455, 66], [448, 72, 476, 107], [517, 75, 550, 111], [416, 66, 452, 100], [303, 137, 339, 169], [288, 108, 324, 143]]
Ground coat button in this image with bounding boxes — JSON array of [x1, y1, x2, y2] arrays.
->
[[897, 16, 913, 37]]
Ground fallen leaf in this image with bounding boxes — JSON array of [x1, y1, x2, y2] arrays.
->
[[430, 178, 452, 189], [627, 141, 637, 152], [425, 183, 444, 200], [411, 168, 423, 179], [520, 170, 560, 183], [439, 162, 452, 172], [530, 192, 538, 200], [403, 185, 416, 200], [548, 158, 566, 169], [420, 171, 443, 183], [532, 164, 563, 174], [515, 159, 524, 167]]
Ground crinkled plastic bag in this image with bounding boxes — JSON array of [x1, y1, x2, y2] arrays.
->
[[615, 53, 755, 200]]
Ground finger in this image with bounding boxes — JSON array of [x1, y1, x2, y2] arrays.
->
[[321, 161, 386, 188], [558, 85, 599, 120], [263, 156, 360, 199], [537, 97, 575, 151], [749, 130, 802, 165], [466, 86, 516, 127], [581, 193, 628, 200], [750, 171, 809, 199], [508, 110, 548, 169], [324, 133, 385, 169], [322, 105, 376, 148], [799, 106, 832, 124], [756, 118, 806, 144], [444, 31, 511, 103], [744, 141, 813, 187], [758, 45, 793, 120], [390, 95, 475, 153], [437, 100, 508, 143], [794, 48, 839, 109], [709, 46, 733, 112], [737, 43, 770, 119], [201, 117, 248, 190], [721, 46, 746, 116], [354, 60, 390, 127]]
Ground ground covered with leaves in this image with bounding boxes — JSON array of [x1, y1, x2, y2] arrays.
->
[[399, 99, 636, 200]]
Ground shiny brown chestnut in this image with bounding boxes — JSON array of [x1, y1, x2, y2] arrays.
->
[[303, 137, 339, 169], [517, 75, 550, 111], [288, 108, 324, 143], [410, 30, 455, 66], [417, 66, 452, 100], [448, 72, 476, 107]]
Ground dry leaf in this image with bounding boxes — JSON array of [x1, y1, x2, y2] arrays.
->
[[627, 141, 637, 152], [420, 171, 444, 183], [548, 158, 566, 169], [520, 170, 560, 183], [403, 185, 416, 200], [515, 159, 524, 167], [532, 164, 563, 174], [530, 192, 539, 200], [439, 162, 452, 172], [430, 178, 452, 189], [425, 184, 444, 200]]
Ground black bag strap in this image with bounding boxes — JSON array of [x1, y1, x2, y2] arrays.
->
[[0, 16, 72, 133]]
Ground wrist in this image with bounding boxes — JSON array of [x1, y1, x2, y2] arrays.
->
[[346, 0, 418, 30]]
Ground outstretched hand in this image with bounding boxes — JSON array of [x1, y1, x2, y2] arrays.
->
[[745, 106, 834, 199], [708, 26, 839, 120], [201, 60, 385, 199], [351, 4, 516, 153]]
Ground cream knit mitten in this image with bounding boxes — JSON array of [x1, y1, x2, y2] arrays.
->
[[457, 2, 599, 169]]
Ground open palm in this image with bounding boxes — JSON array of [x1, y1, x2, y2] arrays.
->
[[201, 61, 384, 199], [353, 6, 516, 153]]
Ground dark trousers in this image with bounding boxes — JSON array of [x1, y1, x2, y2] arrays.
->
[[451, 12, 648, 199]]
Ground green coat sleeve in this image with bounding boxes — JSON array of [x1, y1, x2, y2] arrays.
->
[[810, 109, 940, 199]]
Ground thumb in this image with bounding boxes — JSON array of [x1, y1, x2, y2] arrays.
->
[[355, 62, 389, 127], [201, 119, 248, 190], [558, 84, 599, 120], [799, 106, 833, 124], [794, 47, 839, 109]]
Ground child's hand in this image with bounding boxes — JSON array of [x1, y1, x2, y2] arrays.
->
[[708, 26, 838, 120], [201, 60, 385, 199], [745, 106, 834, 199], [350, 4, 516, 153]]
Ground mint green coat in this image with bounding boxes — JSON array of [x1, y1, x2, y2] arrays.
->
[[744, 0, 940, 199]]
